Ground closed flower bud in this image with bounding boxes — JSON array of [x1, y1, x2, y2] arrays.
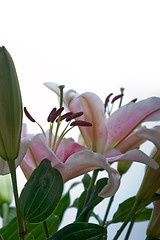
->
[[0, 46, 23, 161], [136, 148, 160, 203], [117, 161, 132, 175], [0, 175, 13, 205], [146, 189, 160, 239]]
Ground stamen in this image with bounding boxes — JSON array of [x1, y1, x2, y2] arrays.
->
[[70, 120, 92, 127], [131, 98, 138, 103], [66, 112, 84, 122], [56, 112, 73, 122], [47, 108, 57, 122], [104, 93, 113, 109], [24, 107, 35, 122], [111, 94, 124, 104], [50, 107, 64, 123]]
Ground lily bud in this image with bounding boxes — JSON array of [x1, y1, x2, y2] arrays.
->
[[136, 147, 160, 203], [0, 46, 23, 161], [117, 161, 132, 175], [0, 175, 13, 205], [146, 189, 160, 239]]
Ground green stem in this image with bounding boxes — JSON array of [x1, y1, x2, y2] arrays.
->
[[2, 202, 9, 227], [43, 220, 49, 238], [102, 194, 115, 227], [0, 234, 4, 240], [124, 216, 136, 240], [83, 170, 99, 208], [8, 160, 26, 240], [113, 200, 140, 240]]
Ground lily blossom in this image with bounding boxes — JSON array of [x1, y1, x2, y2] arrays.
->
[[20, 124, 158, 198], [20, 128, 121, 198], [44, 82, 160, 155]]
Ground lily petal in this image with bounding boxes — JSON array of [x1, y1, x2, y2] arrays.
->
[[107, 149, 159, 170], [135, 126, 160, 150], [56, 137, 85, 163], [99, 168, 120, 198], [59, 150, 120, 198], [20, 134, 62, 178], [44, 82, 78, 107], [105, 97, 160, 150], [117, 126, 147, 153], [0, 136, 32, 175], [68, 92, 108, 153]]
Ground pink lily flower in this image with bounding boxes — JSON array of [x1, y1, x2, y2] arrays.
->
[[20, 125, 121, 198], [20, 124, 158, 198], [20, 83, 160, 198], [44, 82, 160, 155]]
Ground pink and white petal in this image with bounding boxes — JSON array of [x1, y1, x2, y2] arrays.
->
[[44, 82, 61, 98], [107, 149, 159, 170], [117, 126, 147, 153], [69, 92, 108, 153], [56, 137, 85, 163], [105, 97, 160, 150], [28, 134, 61, 167], [99, 168, 120, 198], [0, 136, 32, 175], [59, 150, 120, 198], [44, 82, 78, 107], [135, 126, 160, 150]]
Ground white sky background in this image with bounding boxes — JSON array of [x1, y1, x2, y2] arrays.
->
[[1, 1, 160, 239]]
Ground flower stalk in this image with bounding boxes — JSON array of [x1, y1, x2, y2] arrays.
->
[[8, 160, 26, 240], [113, 200, 140, 240]]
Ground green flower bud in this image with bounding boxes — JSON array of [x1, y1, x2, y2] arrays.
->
[[136, 148, 160, 203], [117, 161, 132, 175], [0, 174, 13, 205], [0, 46, 23, 161], [146, 190, 160, 239]]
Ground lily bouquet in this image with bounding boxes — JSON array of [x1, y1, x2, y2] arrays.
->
[[0, 47, 160, 240]]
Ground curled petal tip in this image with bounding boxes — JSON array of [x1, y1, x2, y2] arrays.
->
[[99, 168, 121, 198]]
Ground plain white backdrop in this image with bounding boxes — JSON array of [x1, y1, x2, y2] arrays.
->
[[1, 1, 160, 239]]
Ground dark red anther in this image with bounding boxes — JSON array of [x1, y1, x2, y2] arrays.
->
[[47, 108, 57, 122], [111, 94, 124, 104], [24, 107, 35, 122], [56, 112, 73, 122], [70, 120, 92, 127], [66, 112, 84, 122], [130, 98, 138, 103], [50, 107, 64, 123], [104, 93, 113, 109]]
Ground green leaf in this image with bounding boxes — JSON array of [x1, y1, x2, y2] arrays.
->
[[53, 192, 70, 225], [136, 208, 152, 222], [76, 178, 107, 222], [47, 222, 107, 240], [20, 159, 63, 223], [82, 174, 91, 190], [0, 214, 60, 240], [111, 196, 153, 224], [25, 233, 35, 240], [53, 180, 81, 226]]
